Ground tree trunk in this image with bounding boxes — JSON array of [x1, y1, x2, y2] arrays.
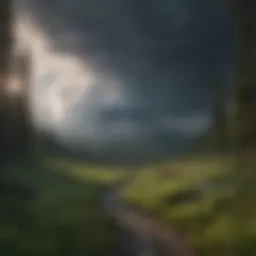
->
[[0, 0, 13, 170], [233, 0, 255, 152], [213, 76, 227, 154], [231, 0, 256, 179]]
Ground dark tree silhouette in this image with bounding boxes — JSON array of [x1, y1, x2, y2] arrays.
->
[[213, 75, 228, 154], [232, 0, 256, 151], [0, 1, 34, 199], [0, 0, 13, 170]]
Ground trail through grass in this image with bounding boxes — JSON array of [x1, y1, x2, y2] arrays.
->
[[122, 154, 256, 255], [3, 154, 255, 255]]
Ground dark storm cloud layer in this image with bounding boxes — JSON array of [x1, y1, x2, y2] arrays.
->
[[17, 0, 235, 113], [16, 0, 236, 160]]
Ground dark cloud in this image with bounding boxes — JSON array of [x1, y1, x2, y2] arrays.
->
[[16, 0, 236, 160]]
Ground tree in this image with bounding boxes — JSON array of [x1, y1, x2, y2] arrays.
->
[[0, 0, 13, 170], [213, 75, 228, 154], [228, 0, 256, 184], [231, 0, 256, 152]]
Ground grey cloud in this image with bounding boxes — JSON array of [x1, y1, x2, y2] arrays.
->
[[16, 0, 236, 160], [161, 114, 211, 136]]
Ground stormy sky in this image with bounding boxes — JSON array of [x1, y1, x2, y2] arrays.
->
[[14, 0, 236, 161]]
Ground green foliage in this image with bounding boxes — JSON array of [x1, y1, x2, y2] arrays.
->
[[122, 155, 256, 255], [0, 158, 122, 256]]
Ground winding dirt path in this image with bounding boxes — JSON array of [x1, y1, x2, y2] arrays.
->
[[104, 180, 194, 256]]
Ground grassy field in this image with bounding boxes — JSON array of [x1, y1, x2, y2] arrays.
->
[[2, 154, 255, 255], [46, 157, 128, 186], [122, 154, 256, 255], [0, 156, 127, 256]]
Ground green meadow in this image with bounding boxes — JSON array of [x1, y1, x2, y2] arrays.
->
[[0, 156, 127, 256], [122, 154, 256, 255], [1, 153, 255, 255]]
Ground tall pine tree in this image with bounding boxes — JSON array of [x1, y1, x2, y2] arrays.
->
[[0, 0, 13, 170]]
